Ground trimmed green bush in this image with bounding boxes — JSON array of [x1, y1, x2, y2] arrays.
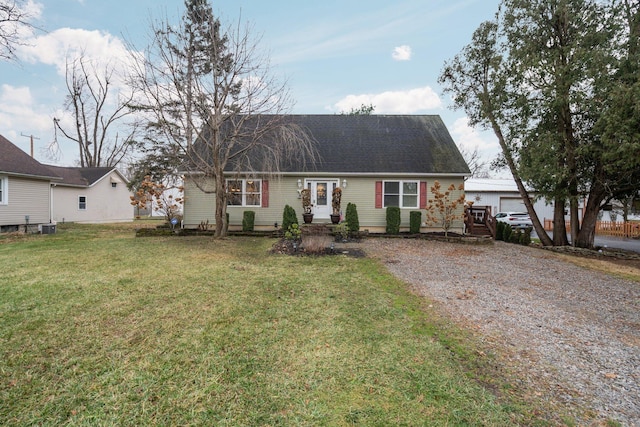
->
[[502, 224, 513, 243], [409, 211, 422, 234], [510, 229, 522, 244], [495, 221, 504, 241], [345, 202, 359, 232], [520, 227, 532, 245], [242, 211, 255, 232], [386, 206, 401, 234], [282, 204, 298, 232]]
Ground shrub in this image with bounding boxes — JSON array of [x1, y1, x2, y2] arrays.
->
[[510, 229, 522, 244], [386, 206, 401, 234], [520, 227, 532, 246], [302, 234, 332, 254], [302, 225, 333, 255], [409, 211, 422, 234], [284, 223, 301, 241], [345, 202, 359, 232], [502, 224, 513, 243], [242, 211, 255, 232], [495, 221, 504, 241], [334, 222, 349, 241], [282, 204, 298, 232]]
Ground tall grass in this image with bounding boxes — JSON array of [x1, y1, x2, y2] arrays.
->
[[0, 223, 537, 425]]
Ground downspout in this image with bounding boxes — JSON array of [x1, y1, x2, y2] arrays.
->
[[50, 183, 55, 224]]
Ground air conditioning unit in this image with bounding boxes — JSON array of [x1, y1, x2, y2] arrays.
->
[[41, 224, 57, 234]]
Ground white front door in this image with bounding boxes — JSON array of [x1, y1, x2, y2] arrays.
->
[[306, 180, 338, 218]]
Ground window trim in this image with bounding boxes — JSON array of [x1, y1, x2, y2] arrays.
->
[[0, 175, 7, 205], [78, 195, 87, 210], [226, 179, 262, 207], [382, 180, 420, 209]]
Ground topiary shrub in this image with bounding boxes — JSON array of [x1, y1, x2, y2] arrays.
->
[[502, 223, 513, 243], [242, 211, 255, 232], [409, 211, 422, 234], [282, 204, 298, 232], [495, 221, 504, 241], [510, 229, 522, 244], [386, 206, 401, 234], [520, 227, 532, 246], [345, 202, 359, 233]]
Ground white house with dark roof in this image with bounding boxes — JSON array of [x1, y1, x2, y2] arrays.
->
[[47, 166, 133, 224], [182, 115, 471, 233], [0, 135, 59, 232]]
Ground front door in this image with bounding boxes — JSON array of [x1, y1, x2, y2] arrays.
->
[[306, 180, 338, 219]]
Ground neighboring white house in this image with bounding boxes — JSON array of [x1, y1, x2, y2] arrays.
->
[[464, 178, 560, 223], [0, 135, 59, 232], [47, 166, 133, 224]]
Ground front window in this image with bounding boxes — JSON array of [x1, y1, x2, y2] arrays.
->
[[0, 175, 6, 205], [227, 179, 261, 207], [384, 180, 419, 208], [78, 196, 87, 210]]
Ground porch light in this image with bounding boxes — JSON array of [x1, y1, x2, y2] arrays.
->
[[297, 179, 303, 189], [342, 179, 347, 189]]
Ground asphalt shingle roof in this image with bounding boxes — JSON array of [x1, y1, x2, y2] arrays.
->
[[211, 115, 470, 175], [45, 165, 115, 187], [0, 134, 60, 179]]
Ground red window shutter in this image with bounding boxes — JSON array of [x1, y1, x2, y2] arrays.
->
[[375, 181, 383, 208], [420, 181, 427, 209], [261, 180, 269, 207]]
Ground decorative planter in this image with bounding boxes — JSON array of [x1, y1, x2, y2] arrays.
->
[[330, 214, 341, 224], [303, 213, 314, 224]]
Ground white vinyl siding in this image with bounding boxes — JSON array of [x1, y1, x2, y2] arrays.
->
[[0, 176, 50, 226]]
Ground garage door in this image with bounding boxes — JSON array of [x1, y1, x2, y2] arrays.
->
[[500, 198, 527, 212]]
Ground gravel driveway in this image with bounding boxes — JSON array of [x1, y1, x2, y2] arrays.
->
[[362, 238, 640, 426]]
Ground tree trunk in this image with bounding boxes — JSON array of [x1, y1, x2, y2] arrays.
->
[[214, 175, 227, 238], [485, 107, 554, 246], [574, 179, 607, 249], [553, 196, 569, 246]]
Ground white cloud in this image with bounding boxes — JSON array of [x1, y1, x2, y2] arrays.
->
[[392, 45, 412, 61], [17, 28, 134, 77], [333, 86, 441, 114], [450, 117, 497, 151]]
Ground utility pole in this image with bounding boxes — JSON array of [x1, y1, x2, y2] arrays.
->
[[21, 133, 40, 158]]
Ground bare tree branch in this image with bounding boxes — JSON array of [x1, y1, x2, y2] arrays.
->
[[54, 53, 140, 167], [129, 1, 317, 237], [0, 0, 36, 61]]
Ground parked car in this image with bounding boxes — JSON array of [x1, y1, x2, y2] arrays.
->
[[495, 212, 533, 229]]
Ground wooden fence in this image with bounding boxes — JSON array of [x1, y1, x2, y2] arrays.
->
[[544, 219, 640, 238]]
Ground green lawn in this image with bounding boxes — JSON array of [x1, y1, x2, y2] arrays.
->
[[0, 223, 542, 426]]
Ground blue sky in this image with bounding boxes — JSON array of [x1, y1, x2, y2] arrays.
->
[[0, 0, 502, 167]]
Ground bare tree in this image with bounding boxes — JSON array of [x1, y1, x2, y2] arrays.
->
[[130, 0, 316, 237], [53, 54, 139, 167], [0, 0, 36, 61], [456, 144, 489, 178]]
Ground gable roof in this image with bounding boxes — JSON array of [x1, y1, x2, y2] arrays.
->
[[46, 166, 122, 187], [284, 115, 470, 175], [0, 134, 60, 179], [194, 115, 470, 176]]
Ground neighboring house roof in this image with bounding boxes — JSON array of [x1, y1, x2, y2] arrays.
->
[[195, 115, 470, 175], [46, 166, 127, 187], [465, 178, 533, 192], [0, 134, 60, 179]]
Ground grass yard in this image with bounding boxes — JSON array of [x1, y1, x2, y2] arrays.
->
[[1, 223, 539, 426]]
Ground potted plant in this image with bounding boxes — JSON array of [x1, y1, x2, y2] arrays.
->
[[301, 188, 313, 223], [330, 187, 342, 224]]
